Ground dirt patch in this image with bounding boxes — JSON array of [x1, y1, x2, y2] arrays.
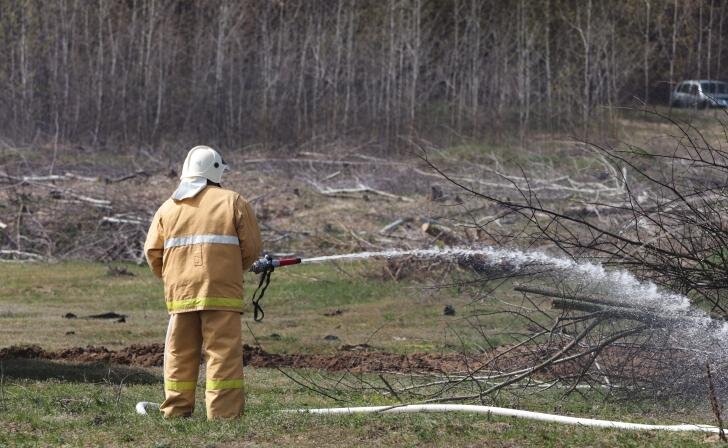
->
[[85, 312, 127, 320], [242, 345, 494, 373], [0, 343, 536, 374], [0, 344, 165, 368], [0, 343, 666, 381]]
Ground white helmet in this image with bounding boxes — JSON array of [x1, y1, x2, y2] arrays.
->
[[180, 145, 228, 183]]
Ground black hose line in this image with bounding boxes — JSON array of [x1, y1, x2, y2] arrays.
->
[[251, 266, 273, 322]]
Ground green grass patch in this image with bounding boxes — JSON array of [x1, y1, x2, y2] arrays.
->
[[0, 262, 522, 354], [0, 262, 720, 446], [0, 365, 716, 447]]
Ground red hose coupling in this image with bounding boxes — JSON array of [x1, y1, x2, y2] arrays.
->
[[274, 257, 302, 267]]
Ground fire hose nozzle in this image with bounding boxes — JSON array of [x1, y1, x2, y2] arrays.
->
[[249, 254, 302, 322], [250, 254, 302, 274]]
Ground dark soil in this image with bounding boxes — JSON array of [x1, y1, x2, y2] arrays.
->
[[86, 312, 127, 320], [0, 344, 165, 367], [0, 343, 534, 374], [0, 343, 666, 382]]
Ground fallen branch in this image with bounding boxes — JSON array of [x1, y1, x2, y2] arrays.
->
[[516, 284, 728, 326], [100, 216, 146, 225], [309, 182, 413, 202], [380, 218, 412, 235], [9, 172, 99, 182], [322, 171, 341, 181], [514, 284, 646, 311], [0, 249, 44, 260], [107, 170, 148, 183], [72, 194, 111, 207], [336, 220, 380, 250], [242, 157, 412, 168], [409, 166, 623, 196], [1, 173, 112, 208], [20, 174, 66, 182], [550, 298, 668, 326], [64, 172, 99, 182]]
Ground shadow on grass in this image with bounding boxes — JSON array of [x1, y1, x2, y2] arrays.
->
[[0, 358, 161, 384]]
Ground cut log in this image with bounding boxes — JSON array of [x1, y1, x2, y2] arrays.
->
[[429, 185, 444, 201], [550, 298, 665, 326], [421, 222, 464, 246], [514, 284, 646, 311], [517, 284, 728, 326]]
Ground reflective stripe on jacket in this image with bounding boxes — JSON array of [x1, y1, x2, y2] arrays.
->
[[144, 186, 262, 313]]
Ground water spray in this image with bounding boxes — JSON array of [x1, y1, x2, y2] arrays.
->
[[250, 247, 728, 334]]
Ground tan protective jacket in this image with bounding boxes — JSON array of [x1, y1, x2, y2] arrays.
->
[[144, 186, 262, 313]]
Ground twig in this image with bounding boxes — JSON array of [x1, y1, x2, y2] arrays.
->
[[379, 374, 403, 403], [107, 170, 148, 183], [706, 361, 727, 442], [336, 220, 379, 250], [0, 360, 5, 411], [322, 171, 341, 181]]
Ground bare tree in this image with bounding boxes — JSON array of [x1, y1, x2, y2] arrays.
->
[[0, 1, 727, 149]]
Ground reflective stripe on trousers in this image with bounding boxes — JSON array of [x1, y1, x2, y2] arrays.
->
[[206, 379, 244, 390], [165, 379, 197, 391], [166, 297, 244, 313], [164, 379, 243, 391]]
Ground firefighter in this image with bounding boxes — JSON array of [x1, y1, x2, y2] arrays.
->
[[144, 145, 262, 419]]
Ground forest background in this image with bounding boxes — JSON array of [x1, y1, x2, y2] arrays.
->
[[1, 0, 724, 150]]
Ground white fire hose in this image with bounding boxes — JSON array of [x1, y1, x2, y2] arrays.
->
[[135, 401, 721, 433]]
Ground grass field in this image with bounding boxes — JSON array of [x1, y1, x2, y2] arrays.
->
[[0, 366, 716, 447], [0, 262, 721, 447], [0, 261, 493, 354]]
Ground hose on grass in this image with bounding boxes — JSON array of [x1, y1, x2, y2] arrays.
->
[[135, 401, 721, 433]]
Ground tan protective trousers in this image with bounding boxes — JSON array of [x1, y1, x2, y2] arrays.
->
[[161, 310, 245, 419]]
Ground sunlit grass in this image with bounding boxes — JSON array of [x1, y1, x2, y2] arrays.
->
[[0, 262, 719, 446], [0, 261, 522, 354], [0, 363, 714, 447]]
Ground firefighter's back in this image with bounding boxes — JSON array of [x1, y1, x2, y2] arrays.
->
[[157, 186, 251, 313]]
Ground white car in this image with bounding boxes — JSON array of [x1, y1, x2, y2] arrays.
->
[[670, 80, 728, 108]]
